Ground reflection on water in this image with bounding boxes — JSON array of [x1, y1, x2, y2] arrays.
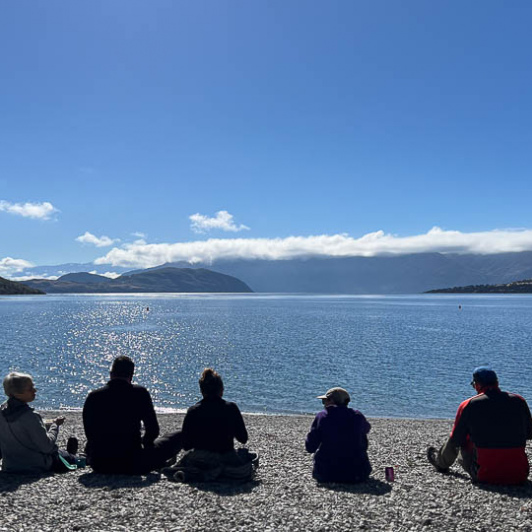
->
[[1, 293, 531, 418]]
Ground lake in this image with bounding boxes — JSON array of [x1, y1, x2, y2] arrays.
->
[[0, 293, 531, 418]]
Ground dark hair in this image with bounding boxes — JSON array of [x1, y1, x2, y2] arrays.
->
[[110, 356, 135, 379], [199, 368, 223, 398]]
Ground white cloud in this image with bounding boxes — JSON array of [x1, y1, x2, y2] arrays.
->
[[10, 274, 59, 282], [189, 210, 250, 233], [0, 201, 58, 220], [0, 257, 36, 278], [93, 227, 532, 269], [88, 270, 121, 279], [75, 232, 119, 247]]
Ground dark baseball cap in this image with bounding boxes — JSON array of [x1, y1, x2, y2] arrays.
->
[[472, 366, 498, 386]]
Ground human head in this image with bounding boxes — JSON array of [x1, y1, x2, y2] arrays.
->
[[110, 356, 135, 382], [3, 372, 36, 402], [199, 368, 224, 398], [317, 387, 350, 406], [471, 366, 498, 390]]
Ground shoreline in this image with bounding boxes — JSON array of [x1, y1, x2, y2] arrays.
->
[[38, 407, 456, 422], [1, 412, 532, 531]]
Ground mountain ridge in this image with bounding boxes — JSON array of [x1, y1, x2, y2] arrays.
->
[[22, 267, 252, 294], [0, 276, 44, 295]]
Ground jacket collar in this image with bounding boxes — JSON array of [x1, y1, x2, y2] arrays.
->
[[1, 397, 31, 422], [477, 384, 501, 394]]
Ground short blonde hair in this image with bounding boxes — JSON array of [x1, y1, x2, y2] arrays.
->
[[3, 372, 33, 397]]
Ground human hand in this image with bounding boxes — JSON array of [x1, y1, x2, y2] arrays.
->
[[53, 416, 65, 426]]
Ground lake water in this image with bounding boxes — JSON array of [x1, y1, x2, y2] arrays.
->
[[1, 293, 531, 419]]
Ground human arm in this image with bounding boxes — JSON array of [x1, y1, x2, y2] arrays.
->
[[523, 400, 532, 440], [139, 388, 159, 448], [82, 393, 97, 443], [181, 409, 195, 451], [232, 403, 248, 445], [449, 399, 471, 447], [305, 414, 322, 454], [21, 411, 59, 455]]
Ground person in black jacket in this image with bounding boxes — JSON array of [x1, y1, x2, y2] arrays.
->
[[166, 368, 255, 482], [181, 368, 248, 453], [83, 356, 182, 474]]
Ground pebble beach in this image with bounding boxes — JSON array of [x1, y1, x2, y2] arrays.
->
[[1, 412, 532, 532]]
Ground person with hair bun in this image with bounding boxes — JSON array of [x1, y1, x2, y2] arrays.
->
[[167, 368, 256, 482]]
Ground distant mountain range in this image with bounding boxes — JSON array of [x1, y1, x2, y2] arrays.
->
[[0, 276, 44, 295], [22, 267, 252, 294], [13, 251, 532, 294], [124, 251, 532, 294], [427, 279, 532, 294]]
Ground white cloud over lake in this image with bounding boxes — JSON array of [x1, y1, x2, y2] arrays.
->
[[10, 274, 59, 282], [189, 210, 250, 233], [88, 270, 121, 279], [0, 201, 58, 220], [76, 232, 119, 247], [0, 257, 35, 277], [94, 227, 532, 268]]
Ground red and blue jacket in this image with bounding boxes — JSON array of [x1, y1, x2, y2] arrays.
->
[[450, 386, 532, 484]]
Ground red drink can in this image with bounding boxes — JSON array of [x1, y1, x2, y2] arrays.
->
[[385, 466, 395, 482]]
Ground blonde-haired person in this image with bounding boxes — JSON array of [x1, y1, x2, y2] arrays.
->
[[0, 372, 78, 474], [167, 368, 257, 482]]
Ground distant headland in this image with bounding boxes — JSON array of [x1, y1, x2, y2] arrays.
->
[[0, 276, 44, 295], [20, 267, 253, 294], [426, 279, 532, 294]]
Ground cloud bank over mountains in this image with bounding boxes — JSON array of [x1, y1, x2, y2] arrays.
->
[[0, 257, 35, 277], [6, 226, 532, 279], [92, 227, 532, 269]]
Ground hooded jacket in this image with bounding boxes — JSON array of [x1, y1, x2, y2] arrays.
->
[[0, 398, 59, 473]]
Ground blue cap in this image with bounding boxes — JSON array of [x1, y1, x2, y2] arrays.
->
[[472, 366, 498, 386]]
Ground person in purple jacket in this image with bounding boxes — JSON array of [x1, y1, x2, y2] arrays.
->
[[305, 387, 372, 483]]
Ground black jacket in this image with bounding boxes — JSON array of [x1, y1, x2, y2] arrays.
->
[[182, 396, 247, 453], [83, 379, 159, 467]]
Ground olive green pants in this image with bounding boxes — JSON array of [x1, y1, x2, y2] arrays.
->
[[435, 438, 476, 479]]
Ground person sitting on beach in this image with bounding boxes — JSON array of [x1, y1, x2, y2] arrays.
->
[[166, 368, 256, 482], [82, 356, 182, 474], [0, 372, 79, 474], [305, 387, 372, 483], [427, 367, 532, 484]]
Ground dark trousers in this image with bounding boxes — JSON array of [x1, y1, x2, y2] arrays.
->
[[89, 431, 183, 475]]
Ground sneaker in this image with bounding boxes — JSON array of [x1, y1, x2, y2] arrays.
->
[[66, 436, 79, 456], [427, 446, 447, 472], [173, 471, 186, 483]]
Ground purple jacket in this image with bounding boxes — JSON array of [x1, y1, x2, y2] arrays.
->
[[305, 405, 371, 483]]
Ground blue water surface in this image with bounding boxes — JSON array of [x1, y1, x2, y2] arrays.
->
[[0, 293, 531, 418]]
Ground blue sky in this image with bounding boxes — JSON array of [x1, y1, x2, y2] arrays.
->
[[2, 1, 532, 278]]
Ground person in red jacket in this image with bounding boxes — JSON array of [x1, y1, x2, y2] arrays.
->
[[427, 367, 532, 484]]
